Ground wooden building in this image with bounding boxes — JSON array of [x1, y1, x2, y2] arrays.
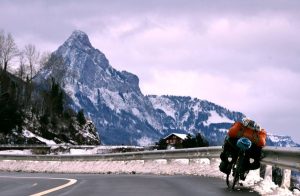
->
[[164, 133, 188, 147]]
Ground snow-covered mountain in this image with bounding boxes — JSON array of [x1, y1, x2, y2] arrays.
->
[[266, 134, 300, 147], [34, 30, 299, 147], [147, 95, 244, 145]]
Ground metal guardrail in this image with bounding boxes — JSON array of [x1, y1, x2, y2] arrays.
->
[[0, 146, 222, 161], [261, 147, 300, 171], [0, 145, 51, 149], [0, 145, 97, 149], [0, 146, 299, 172]]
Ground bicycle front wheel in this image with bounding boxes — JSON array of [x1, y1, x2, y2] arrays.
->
[[226, 163, 235, 189], [231, 154, 244, 190]]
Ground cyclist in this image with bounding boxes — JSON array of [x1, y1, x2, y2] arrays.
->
[[219, 118, 267, 179]]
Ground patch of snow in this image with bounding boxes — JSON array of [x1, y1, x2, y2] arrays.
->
[[39, 69, 52, 80], [242, 170, 300, 196], [170, 159, 189, 165], [137, 136, 154, 147], [105, 68, 111, 76], [99, 88, 126, 112], [78, 121, 98, 140], [203, 111, 234, 126], [63, 82, 81, 107], [149, 96, 176, 119], [23, 130, 56, 145], [164, 133, 187, 140], [218, 129, 228, 133], [268, 134, 282, 142], [0, 150, 32, 155], [69, 149, 94, 155], [181, 112, 190, 122], [144, 113, 162, 131], [131, 108, 141, 118]]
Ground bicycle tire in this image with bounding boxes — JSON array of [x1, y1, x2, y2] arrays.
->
[[226, 163, 234, 189], [231, 153, 244, 190], [226, 172, 231, 188]]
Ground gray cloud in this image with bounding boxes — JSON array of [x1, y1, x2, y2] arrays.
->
[[1, 0, 300, 142]]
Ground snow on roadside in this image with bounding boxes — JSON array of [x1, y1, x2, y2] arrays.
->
[[0, 150, 32, 155], [242, 170, 300, 196]]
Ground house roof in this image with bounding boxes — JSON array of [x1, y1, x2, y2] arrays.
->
[[163, 133, 188, 140]]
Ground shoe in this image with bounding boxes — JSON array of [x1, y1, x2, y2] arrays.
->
[[240, 170, 249, 180]]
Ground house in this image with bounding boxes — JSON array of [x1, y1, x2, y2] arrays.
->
[[163, 133, 188, 147]]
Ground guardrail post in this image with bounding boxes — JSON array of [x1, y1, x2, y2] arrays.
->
[[189, 159, 197, 164], [281, 169, 291, 189], [260, 164, 266, 178], [264, 165, 273, 181], [210, 158, 219, 164]]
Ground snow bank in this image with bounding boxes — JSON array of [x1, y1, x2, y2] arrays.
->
[[0, 150, 32, 155]]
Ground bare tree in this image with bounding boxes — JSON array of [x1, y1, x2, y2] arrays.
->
[[24, 44, 40, 79], [17, 51, 27, 80], [0, 30, 4, 69], [2, 32, 19, 72], [39, 51, 51, 71]]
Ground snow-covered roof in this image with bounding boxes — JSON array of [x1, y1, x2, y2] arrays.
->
[[164, 133, 188, 140]]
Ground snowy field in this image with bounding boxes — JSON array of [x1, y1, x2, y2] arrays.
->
[[0, 150, 299, 196]]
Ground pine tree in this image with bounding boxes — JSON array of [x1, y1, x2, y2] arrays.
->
[[0, 72, 23, 133], [182, 133, 209, 148], [156, 138, 168, 150], [195, 133, 209, 147], [77, 109, 86, 125], [48, 78, 64, 115]]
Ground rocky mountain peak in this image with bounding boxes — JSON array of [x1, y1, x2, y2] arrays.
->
[[64, 30, 93, 50], [48, 30, 111, 85]]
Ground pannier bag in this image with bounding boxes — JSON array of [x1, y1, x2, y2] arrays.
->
[[228, 122, 267, 147]]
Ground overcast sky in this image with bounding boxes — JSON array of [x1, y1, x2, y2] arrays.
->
[[1, 0, 300, 143]]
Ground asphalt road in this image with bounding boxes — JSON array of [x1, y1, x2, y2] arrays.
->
[[0, 172, 259, 196]]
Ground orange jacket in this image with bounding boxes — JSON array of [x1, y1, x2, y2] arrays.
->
[[228, 122, 267, 147]]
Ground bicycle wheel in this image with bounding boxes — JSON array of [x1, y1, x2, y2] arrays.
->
[[226, 163, 235, 189], [231, 154, 244, 190], [231, 163, 239, 189]]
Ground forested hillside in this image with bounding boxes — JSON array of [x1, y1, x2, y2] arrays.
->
[[0, 69, 100, 145]]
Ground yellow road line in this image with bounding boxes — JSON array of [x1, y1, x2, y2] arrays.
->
[[0, 176, 77, 196]]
